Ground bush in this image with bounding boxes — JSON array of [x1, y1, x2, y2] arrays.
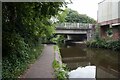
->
[[50, 35, 65, 47], [87, 39, 120, 51], [56, 35, 65, 47], [2, 33, 43, 78], [2, 45, 43, 78], [53, 45, 69, 80], [52, 60, 68, 80]]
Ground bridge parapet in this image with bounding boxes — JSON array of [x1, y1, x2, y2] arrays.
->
[[56, 23, 93, 30]]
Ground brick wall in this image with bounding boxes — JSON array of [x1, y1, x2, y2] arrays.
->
[[112, 26, 120, 40], [100, 25, 109, 39], [100, 25, 120, 40]]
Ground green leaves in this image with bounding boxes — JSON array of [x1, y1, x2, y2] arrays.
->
[[57, 8, 69, 23], [2, 2, 65, 78], [53, 46, 69, 80], [87, 39, 120, 51], [65, 8, 96, 24]]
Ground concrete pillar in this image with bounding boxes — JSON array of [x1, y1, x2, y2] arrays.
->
[[67, 35, 72, 40], [87, 24, 96, 41], [87, 30, 92, 41], [91, 25, 96, 40]]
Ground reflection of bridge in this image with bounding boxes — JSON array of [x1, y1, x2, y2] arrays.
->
[[55, 23, 95, 41]]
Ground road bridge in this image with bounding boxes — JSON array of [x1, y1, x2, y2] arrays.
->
[[55, 23, 95, 41]]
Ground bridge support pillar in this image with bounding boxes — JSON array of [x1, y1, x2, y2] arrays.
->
[[87, 25, 95, 41], [87, 30, 91, 41], [67, 35, 72, 40]]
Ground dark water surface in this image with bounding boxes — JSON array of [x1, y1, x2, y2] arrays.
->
[[60, 44, 120, 78]]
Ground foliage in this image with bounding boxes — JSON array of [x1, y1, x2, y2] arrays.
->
[[2, 45, 43, 78], [56, 35, 65, 47], [53, 45, 69, 80], [106, 29, 113, 37], [94, 24, 100, 40], [86, 39, 120, 51], [65, 8, 96, 24], [57, 8, 69, 23], [52, 60, 68, 80], [2, 2, 64, 78], [52, 59, 61, 69], [87, 24, 120, 51], [50, 35, 65, 47]]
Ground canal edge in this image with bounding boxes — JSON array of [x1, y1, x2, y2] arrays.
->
[[53, 45, 69, 79]]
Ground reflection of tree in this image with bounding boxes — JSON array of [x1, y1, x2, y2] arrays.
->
[[61, 47, 86, 58]]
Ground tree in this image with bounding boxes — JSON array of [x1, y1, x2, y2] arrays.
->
[[2, 2, 65, 78], [65, 8, 96, 23], [57, 8, 69, 23], [2, 2, 64, 56]]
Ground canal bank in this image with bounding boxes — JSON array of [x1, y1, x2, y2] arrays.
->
[[20, 42, 120, 79], [51, 41, 119, 79], [52, 45, 69, 79]]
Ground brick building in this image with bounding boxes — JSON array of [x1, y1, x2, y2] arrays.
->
[[98, 0, 120, 40]]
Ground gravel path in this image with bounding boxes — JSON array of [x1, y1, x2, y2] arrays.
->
[[22, 44, 55, 78]]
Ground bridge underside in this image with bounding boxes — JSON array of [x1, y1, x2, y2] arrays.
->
[[54, 34, 87, 42], [55, 30, 88, 42], [66, 34, 87, 41]]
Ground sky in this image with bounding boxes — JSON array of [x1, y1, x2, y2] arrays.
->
[[66, 0, 103, 20]]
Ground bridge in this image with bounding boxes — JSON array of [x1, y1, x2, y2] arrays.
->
[[55, 23, 95, 41]]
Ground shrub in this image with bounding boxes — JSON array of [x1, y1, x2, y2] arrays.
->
[[53, 45, 69, 80], [2, 33, 43, 78], [87, 39, 120, 51], [52, 60, 68, 80]]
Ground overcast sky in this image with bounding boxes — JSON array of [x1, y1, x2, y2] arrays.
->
[[66, 0, 103, 20]]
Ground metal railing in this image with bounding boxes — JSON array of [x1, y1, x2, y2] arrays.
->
[[56, 23, 93, 29]]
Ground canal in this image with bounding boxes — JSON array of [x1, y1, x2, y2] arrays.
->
[[60, 43, 120, 78]]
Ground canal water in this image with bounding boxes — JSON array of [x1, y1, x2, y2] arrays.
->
[[60, 43, 120, 78]]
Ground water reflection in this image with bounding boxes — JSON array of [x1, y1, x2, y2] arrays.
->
[[60, 45, 120, 78], [69, 66, 96, 78]]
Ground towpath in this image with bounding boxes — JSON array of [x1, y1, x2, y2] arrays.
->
[[21, 45, 55, 78]]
